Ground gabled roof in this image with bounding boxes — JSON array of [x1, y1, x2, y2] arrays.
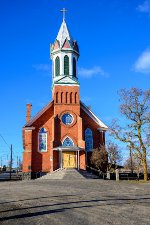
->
[[80, 101, 108, 130], [23, 101, 54, 127], [53, 40, 60, 50], [53, 75, 79, 85], [62, 38, 72, 49], [23, 99, 108, 130], [56, 19, 73, 48]]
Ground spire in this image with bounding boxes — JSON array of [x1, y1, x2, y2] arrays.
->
[[50, 10, 80, 87], [51, 9, 79, 53], [56, 19, 74, 48]]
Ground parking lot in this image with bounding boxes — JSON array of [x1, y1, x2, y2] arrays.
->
[[0, 178, 150, 225]]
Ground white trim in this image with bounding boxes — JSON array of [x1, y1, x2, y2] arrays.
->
[[54, 83, 79, 87], [81, 101, 108, 130], [53, 146, 84, 151], [76, 152, 77, 168], [23, 127, 35, 131]]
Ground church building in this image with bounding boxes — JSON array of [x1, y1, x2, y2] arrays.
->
[[22, 12, 108, 179]]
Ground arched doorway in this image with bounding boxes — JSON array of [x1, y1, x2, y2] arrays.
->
[[62, 137, 76, 168]]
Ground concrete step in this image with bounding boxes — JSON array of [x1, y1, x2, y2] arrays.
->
[[39, 168, 66, 180], [39, 168, 99, 180]]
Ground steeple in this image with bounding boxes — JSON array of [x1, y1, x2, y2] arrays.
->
[[56, 19, 74, 49], [50, 10, 80, 87]]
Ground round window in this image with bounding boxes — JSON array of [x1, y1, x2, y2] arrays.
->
[[62, 113, 73, 125]]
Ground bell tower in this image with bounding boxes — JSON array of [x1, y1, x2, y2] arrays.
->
[[50, 9, 80, 108]]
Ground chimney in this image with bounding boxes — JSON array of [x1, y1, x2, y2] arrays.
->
[[26, 104, 32, 123]]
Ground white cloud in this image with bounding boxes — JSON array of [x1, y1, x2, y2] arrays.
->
[[78, 66, 109, 78], [133, 49, 150, 74], [137, 0, 150, 13], [33, 64, 51, 73]]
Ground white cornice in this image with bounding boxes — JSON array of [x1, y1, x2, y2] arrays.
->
[[80, 101, 108, 130], [23, 127, 35, 131], [54, 83, 79, 86]]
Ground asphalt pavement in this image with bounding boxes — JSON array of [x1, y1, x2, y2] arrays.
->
[[0, 179, 150, 225]]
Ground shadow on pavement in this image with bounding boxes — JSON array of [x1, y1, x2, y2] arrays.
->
[[0, 196, 150, 221]]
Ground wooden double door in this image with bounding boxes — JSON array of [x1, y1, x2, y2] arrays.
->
[[63, 151, 76, 168]]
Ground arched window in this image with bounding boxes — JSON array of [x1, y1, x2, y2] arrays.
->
[[62, 137, 74, 147], [85, 128, 93, 152], [39, 128, 47, 152], [64, 55, 69, 75], [55, 56, 60, 76], [73, 57, 76, 77]]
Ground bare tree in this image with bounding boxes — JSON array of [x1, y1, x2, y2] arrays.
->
[[124, 153, 142, 179], [106, 141, 122, 171], [111, 88, 150, 181], [91, 145, 107, 172], [124, 154, 141, 171]]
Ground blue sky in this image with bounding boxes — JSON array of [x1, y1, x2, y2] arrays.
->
[[0, 0, 150, 166]]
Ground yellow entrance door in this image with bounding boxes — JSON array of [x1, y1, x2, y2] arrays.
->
[[63, 152, 76, 168]]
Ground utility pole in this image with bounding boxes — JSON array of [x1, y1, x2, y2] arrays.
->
[[17, 156, 18, 175], [7, 155, 8, 168], [10, 144, 12, 180]]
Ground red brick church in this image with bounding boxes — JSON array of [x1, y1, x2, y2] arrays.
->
[[22, 12, 108, 179]]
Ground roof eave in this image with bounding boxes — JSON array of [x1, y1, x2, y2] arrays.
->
[[80, 101, 108, 130], [23, 100, 54, 128]]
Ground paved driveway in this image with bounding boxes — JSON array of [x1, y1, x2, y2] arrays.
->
[[0, 179, 150, 225]]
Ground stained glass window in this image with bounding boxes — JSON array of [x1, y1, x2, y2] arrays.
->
[[62, 113, 73, 125], [62, 137, 74, 147], [73, 57, 76, 77], [85, 128, 93, 152], [64, 55, 69, 75], [39, 128, 47, 152], [55, 56, 60, 76]]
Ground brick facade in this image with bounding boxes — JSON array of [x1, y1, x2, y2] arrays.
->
[[22, 95, 107, 179]]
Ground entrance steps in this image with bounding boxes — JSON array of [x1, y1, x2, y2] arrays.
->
[[39, 168, 99, 180]]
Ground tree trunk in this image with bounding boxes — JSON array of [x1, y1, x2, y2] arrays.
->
[[143, 157, 148, 181]]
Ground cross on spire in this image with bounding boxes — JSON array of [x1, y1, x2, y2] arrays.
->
[[60, 8, 68, 21]]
